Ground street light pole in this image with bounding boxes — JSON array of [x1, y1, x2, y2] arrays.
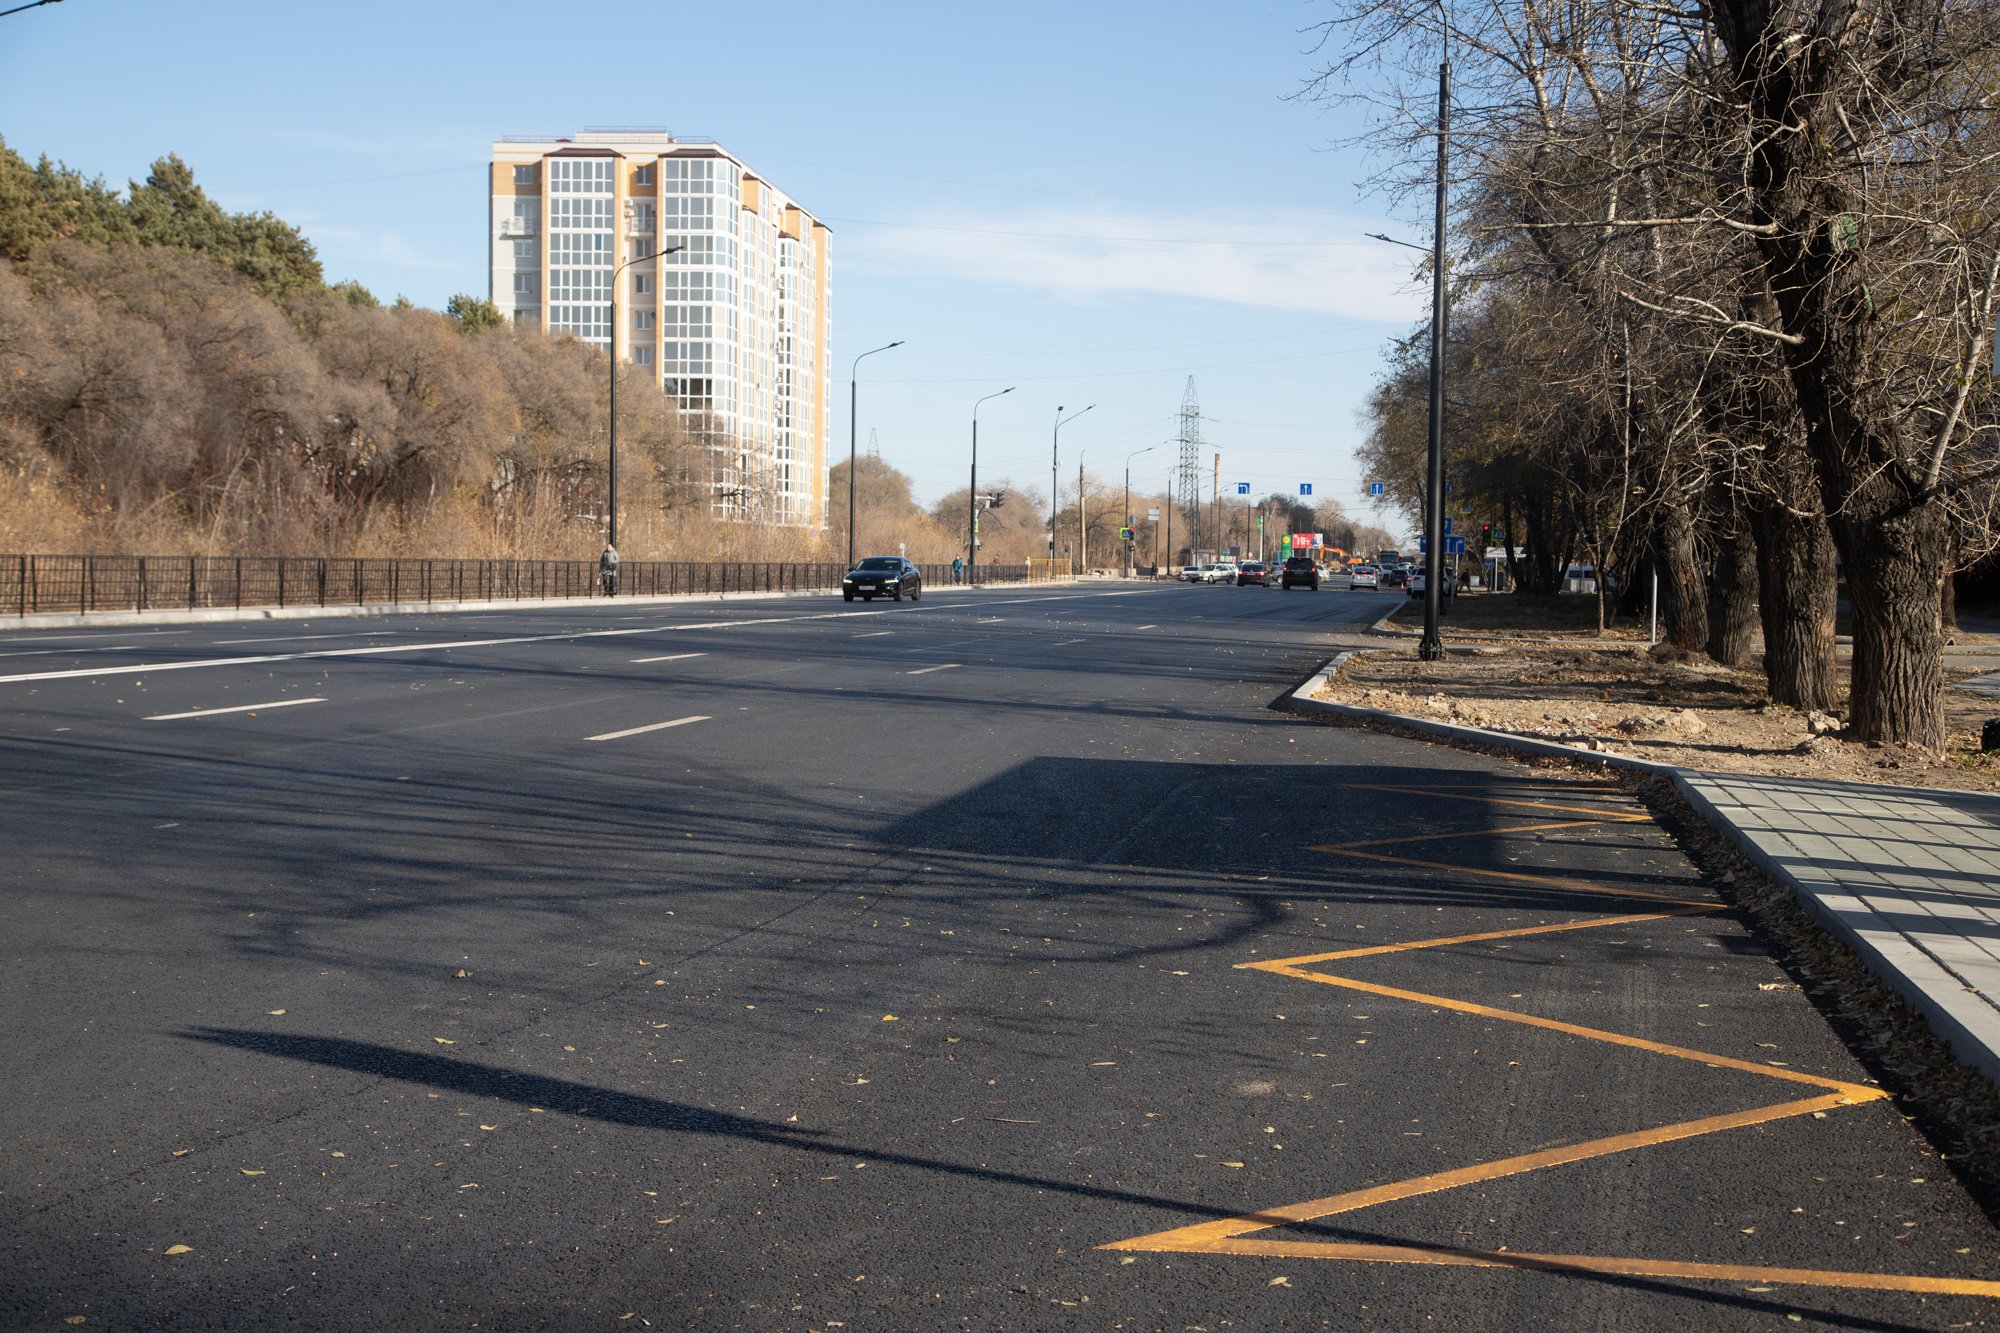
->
[[1053, 403, 1094, 574], [1124, 445, 1155, 579], [1420, 57, 1451, 661], [608, 242, 682, 548], [968, 386, 1015, 585], [848, 340, 904, 570]]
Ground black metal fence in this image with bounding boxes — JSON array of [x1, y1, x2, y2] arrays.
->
[[2, 555, 1034, 617]]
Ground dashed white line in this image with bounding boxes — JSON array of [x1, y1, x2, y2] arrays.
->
[[1134, 624, 1157, 631], [632, 652, 707, 663], [587, 714, 710, 741], [904, 663, 962, 675], [0, 645, 139, 658], [213, 632, 395, 645], [146, 698, 328, 721], [1052, 638, 1087, 646], [853, 631, 894, 638]]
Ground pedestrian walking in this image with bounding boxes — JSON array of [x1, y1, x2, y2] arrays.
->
[[599, 543, 620, 597], [951, 556, 965, 585]]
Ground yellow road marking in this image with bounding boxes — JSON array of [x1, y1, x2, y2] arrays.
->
[[1337, 783, 1652, 821], [1256, 959, 1879, 1097], [1304, 846, 1713, 907], [1310, 819, 1616, 851], [1099, 785, 1990, 1300], [1241, 909, 1708, 966], [1106, 1092, 1859, 1253]]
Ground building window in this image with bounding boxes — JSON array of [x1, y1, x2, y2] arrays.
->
[[514, 272, 538, 296], [514, 239, 535, 260], [631, 346, 653, 366], [634, 163, 654, 186], [633, 273, 651, 296], [633, 310, 654, 331], [514, 164, 536, 186]]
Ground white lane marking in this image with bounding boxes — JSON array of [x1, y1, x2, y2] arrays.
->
[[587, 714, 709, 741], [0, 587, 1151, 685], [1134, 624, 1157, 630], [632, 652, 706, 663], [0, 644, 139, 658], [1052, 638, 1086, 646], [213, 632, 395, 645], [904, 663, 961, 675], [146, 697, 328, 721], [853, 631, 894, 638]]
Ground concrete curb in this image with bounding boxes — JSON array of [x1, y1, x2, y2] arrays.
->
[[1285, 652, 1680, 775], [1282, 651, 2000, 1091], [2, 586, 845, 631]]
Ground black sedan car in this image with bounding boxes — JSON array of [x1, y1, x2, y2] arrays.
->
[[1279, 555, 1319, 590], [843, 556, 922, 602]]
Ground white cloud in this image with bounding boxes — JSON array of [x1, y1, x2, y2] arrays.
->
[[842, 207, 1427, 322]]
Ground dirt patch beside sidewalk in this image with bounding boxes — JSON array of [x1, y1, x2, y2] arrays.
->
[[1319, 641, 2000, 792]]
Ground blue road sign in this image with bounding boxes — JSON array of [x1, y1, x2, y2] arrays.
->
[[1447, 536, 1466, 554], [1300, 483, 1313, 496], [1442, 517, 1453, 535], [1368, 481, 1385, 497], [1236, 482, 1251, 495]]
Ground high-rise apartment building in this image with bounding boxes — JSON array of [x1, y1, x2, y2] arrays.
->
[[489, 130, 831, 527]]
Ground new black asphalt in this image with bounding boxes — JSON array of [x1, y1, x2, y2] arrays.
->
[[1, 583, 1995, 1330]]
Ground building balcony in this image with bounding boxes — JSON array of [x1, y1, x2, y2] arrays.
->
[[498, 219, 538, 238]]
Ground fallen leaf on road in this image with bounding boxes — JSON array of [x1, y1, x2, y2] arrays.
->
[[1268, 1275, 1291, 1287], [1221, 1161, 1245, 1169], [163, 1244, 192, 1256], [454, 969, 472, 979], [882, 1015, 899, 1022], [266, 1009, 286, 1016], [433, 1037, 456, 1046], [240, 1169, 265, 1176], [480, 1125, 497, 1131], [170, 1149, 190, 1158]]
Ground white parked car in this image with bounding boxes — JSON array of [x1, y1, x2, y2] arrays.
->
[[1179, 565, 1206, 583], [1348, 564, 1379, 590]]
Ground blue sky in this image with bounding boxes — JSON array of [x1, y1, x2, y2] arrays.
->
[[1, 0, 1427, 526]]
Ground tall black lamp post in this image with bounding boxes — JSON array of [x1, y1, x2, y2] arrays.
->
[[1124, 446, 1155, 578], [1364, 61, 1450, 659], [608, 242, 681, 548], [967, 386, 1015, 584], [1052, 403, 1094, 572], [847, 340, 904, 569]]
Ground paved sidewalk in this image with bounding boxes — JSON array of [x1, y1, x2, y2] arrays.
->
[[1677, 772, 2000, 1089]]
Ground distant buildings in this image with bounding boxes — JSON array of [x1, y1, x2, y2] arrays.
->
[[489, 130, 830, 527]]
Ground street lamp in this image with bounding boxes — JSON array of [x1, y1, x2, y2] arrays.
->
[[967, 386, 1015, 585], [608, 242, 682, 548], [848, 340, 904, 569], [1124, 445, 1155, 578], [1053, 403, 1094, 573]]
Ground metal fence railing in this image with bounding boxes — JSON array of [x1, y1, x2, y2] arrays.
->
[[2, 555, 1035, 617]]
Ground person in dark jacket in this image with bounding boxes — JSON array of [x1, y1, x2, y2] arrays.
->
[[599, 543, 620, 596]]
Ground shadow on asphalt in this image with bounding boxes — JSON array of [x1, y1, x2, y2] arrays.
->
[[176, 1028, 1936, 1333]]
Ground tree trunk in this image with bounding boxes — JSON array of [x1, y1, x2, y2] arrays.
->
[[1654, 500, 1709, 651], [1707, 522, 1758, 669], [1749, 498, 1838, 713], [1709, 0, 1949, 748]]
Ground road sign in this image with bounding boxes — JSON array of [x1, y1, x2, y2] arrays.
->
[[1418, 536, 1468, 555], [1442, 517, 1453, 535], [1236, 482, 1251, 495], [1119, 526, 1134, 542], [1368, 481, 1385, 497], [1300, 483, 1313, 496], [1147, 507, 1160, 521]]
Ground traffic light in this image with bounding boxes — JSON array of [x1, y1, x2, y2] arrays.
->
[[1480, 523, 1491, 543]]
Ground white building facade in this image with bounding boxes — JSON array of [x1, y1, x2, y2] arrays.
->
[[489, 130, 831, 527]]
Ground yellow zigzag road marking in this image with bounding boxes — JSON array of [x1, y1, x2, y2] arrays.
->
[[1101, 792, 2000, 1300]]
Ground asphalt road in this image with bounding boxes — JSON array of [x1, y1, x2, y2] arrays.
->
[[2, 581, 1996, 1331]]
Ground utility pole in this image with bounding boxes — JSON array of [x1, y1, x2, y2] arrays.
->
[[1078, 455, 1086, 574], [1420, 56, 1451, 661], [1165, 477, 1174, 574], [1211, 454, 1221, 560]]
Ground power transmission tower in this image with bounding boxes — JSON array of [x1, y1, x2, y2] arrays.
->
[[1175, 377, 1203, 556], [866, 428, 880, 460]]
